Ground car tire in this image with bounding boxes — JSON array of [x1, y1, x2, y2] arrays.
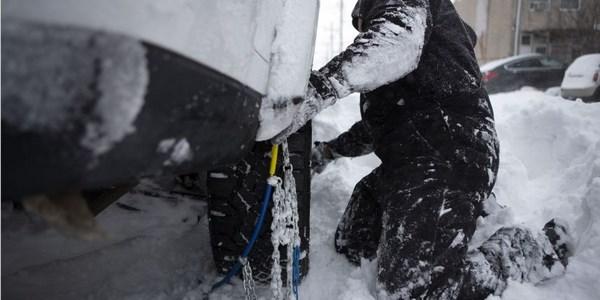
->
[[591, 87, 600, 103], [207, 123, 311, 283]]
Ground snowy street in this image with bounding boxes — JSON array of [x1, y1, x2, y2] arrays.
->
[[3, 90, 600, 299]]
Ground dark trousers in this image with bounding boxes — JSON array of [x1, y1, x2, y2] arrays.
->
[[334, 161, 565, 300], [335, 157, 489, 299], [335, 92, 506, 298], [332, 90, 565, 298]]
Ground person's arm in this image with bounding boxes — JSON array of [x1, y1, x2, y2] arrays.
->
[[327, 120, 373, 157], [318, 0, 432, 98], [312, 120, 373, 173], [273, 0, 431, 143]]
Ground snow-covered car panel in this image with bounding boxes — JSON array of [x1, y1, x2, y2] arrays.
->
[[255, 0, 320, 141], [1, 0, 320, 199], [2, 21, 261, 199], [3, 0, 319, 142], [561, 54, 600, 101], [3, 0, 273, 95]]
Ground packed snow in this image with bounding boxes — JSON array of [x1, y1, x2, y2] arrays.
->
[[79, 33, 148, 156], [3, 90, 599, 299], [157, 138, 194, 166]]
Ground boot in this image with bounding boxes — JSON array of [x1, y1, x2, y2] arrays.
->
[[543, 218, 573, 267]]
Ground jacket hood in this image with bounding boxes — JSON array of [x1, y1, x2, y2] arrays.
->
[[351, 0, 363, 30]]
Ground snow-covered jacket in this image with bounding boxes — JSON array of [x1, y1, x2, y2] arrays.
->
[[318, 0, 481, 100], [319, 0, 498, 171]]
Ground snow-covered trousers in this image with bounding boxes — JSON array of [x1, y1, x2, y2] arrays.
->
[[335, 158, 488, 299], [334, 92, 500, 299], [460, 225, 566, 299], [334, 165, 566, 300]]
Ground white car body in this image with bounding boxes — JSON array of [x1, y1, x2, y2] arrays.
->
[[1, 0, 320, 197], [561, 54, 600, 101], [3, 0, 319, 140]]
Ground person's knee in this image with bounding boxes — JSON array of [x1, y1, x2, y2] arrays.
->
[[334, 237, 364, 266], [334, 222, 379, 265], [333, 228, 347, 253]]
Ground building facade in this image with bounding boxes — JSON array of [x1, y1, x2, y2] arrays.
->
[[454, 0, 600, 64]]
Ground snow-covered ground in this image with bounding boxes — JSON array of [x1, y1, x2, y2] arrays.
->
[[3, 90, 599, 300], [3, 1, 600, 298]]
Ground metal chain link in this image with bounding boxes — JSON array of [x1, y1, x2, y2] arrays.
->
[[270, 141, 301, 300], [241, 257, 258, 300], [270, 176, 285, 300], [282, 141, 300, 299]]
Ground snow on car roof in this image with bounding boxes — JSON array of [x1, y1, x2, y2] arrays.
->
[[480, 53, 543, 72], [566, 53, 600, 75]]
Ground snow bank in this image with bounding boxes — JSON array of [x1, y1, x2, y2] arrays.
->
[[484, 91, 600, 300], [302, 95, 382, 299]]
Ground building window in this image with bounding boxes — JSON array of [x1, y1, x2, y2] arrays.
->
[[530, 0, 550, 12], [521, 35, 532, 45], [535, 47, 548, 55], [560, 0, 580, 10], [533, 33, 549, 44]]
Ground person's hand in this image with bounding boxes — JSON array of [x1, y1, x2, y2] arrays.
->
[[311, 142, 336, 174], [272, 71, 337, 144]]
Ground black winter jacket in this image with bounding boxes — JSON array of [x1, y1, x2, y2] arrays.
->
[[319, 0, 498, 169]]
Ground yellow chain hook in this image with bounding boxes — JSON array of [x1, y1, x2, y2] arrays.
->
[[269, 144, 279, 177]]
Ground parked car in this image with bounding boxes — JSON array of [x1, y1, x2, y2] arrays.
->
[[561, 54, 600, 102], [480, 53, 566, 94], [2, 0, 319, 283]]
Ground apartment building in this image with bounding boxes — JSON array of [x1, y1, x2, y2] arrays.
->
[[454, 0, 600, 64]]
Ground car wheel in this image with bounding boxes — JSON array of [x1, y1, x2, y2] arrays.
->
[[591, 87, 600, 103], [207, 123, 311, 283]]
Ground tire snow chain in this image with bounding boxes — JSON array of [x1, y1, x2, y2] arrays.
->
[[210, 142, 301, 300], [270, 141, 301, 300]]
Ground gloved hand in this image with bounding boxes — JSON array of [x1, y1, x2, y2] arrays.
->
[[311, 141, 337, 174], [272, 71, 338, 144]]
